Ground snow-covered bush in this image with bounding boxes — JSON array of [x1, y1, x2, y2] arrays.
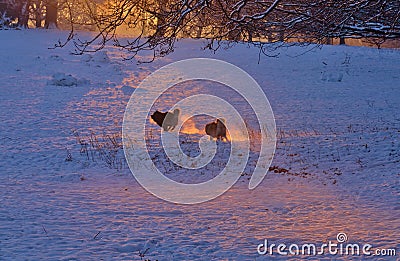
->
[[47, 73, 90, 86], [321, 71, 344, 82], [80, 51, 110, 64], [92, 51, 110, 63], [80, 54, 93, 63]]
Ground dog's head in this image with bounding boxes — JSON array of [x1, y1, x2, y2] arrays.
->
[[173, 108, 180, 116]]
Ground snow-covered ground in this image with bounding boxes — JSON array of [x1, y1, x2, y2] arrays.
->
[[0, 30, 399, 260]]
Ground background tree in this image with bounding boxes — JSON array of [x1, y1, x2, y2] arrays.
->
[[29, 0, 45, 27], [44, 0, 57, 28], [1, 0, 29, 27]]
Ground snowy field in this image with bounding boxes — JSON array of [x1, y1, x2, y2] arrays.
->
[[0, 30, 399, 260]]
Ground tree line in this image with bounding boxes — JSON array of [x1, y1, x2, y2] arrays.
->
[[1, 0, 399, 58]]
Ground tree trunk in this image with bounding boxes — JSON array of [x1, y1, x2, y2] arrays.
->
[[339, 37, 346, 45], [35, 10, 42, 28], [34, 0, 42, 28], [17, 0, 29, 28], [196, 12, 204, 38], [247, 28, 253, 42], [196, 26, 202, 38], [44, 0, 57, 29]]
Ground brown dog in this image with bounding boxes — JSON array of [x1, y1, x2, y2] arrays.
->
[[205, 118, 227, 141]]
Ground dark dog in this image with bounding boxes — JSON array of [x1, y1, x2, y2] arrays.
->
[[205, 118, 227, 141], [150, 108, 180, 131]]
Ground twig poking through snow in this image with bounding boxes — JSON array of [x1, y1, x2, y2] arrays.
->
[[42, 225, 48, 236], [93, 231, 101, 240]]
